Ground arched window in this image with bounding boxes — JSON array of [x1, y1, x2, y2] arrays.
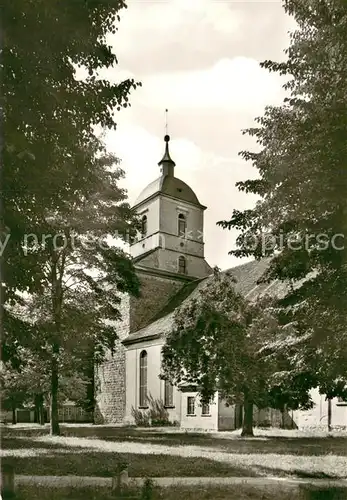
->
[[178, 213, 186, 237], [141, 215, 147, 237], [178, 256, 186, 274], [164, 380, 174, 407], [139, 351, 148, 407]]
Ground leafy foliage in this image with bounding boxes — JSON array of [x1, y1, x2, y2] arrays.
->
[[1, 1, 142, 434], [0, 347, 89, 422], [162, 270, 312, 435], [217, 0, 347, 397], [1, 0, 141, 363], [141, 478, 155, 500]]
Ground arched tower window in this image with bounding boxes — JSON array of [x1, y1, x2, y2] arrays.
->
[[178, 256, 186, 274], [178, 213, 186, 237], [141, 215, 147, 237], [139, 350, 148, 407]]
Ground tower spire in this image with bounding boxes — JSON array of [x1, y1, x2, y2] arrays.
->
[[158, 109, 175, 176]]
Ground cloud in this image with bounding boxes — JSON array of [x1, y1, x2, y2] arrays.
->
[[114, 0, 241, 40], [108, 0, 296, 77], [99, 0, 296, 270], [134, 57, 285, 114], [107, 0, 243, 75]]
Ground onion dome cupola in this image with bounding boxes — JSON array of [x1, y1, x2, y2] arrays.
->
[[134, 135, 203, 209]]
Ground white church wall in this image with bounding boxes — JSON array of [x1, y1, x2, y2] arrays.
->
[[332, 400, 347, 427], [160, 233, 204, 257], [292, 388, 347, 430], [157, 248, 211, 278], [218, 397, 237, 430], [140, 197, 161, 234], [180, 391, 219, 431], [131, 234, 161, 261], [159, 197, 203, 239], [130, 197, 160, 258], [125, 339, 181, 425]]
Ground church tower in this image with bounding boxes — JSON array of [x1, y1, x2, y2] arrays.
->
[[95, 134, 212, 424], [130, 134, 211, 279]]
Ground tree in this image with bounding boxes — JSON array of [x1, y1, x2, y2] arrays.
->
[[0, 347, 92, 425], [2, 1, 142, 435], [0, 362, 28, 424], [217, 0, 347, 401], [1, 0, 140, 365], [15, 150, 140, 434], [161, 270, 310, 436], [4, 145, 141, 436]]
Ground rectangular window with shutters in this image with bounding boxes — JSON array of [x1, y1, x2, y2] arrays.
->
[[178, 256, 186, 274], [178, 214, 186, 237], [164, 380, 174, 407], [187, 396, 195, 416], [201, 402, 210, 415]]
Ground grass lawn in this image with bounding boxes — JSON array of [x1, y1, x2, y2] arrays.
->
[[4, 425, 347, 457], [10, 484, 315, 500], [1, 436, 251, 478], [2, 425, 347, 480]]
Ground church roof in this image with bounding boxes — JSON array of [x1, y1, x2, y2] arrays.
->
[[123, 258, 289, 346], [133, 175, 204, 208]]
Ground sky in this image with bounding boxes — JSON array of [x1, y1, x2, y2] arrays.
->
[[102, 0, 296, 270]]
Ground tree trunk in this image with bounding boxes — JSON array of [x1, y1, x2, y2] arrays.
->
[[327, 397, 332, 432], [281, 403, 287, 429], [35, 394, 45, 425], [50, 252, 65, 436], [241, 393, 254, 437], [11, 405, 16, 425], [50, 349, 60, 435], [40, 401, 45, 425], [86, 346, 95, 424]]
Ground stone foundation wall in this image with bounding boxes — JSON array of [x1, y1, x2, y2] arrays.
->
[[95, 294, 130, 424]]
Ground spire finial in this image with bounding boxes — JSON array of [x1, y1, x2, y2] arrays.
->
[[159, 109, 175, 176], [164, 108, 170, 143]]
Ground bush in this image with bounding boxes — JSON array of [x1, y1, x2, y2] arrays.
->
[[131, 395, 173, 427], [131, 407, 150, 427], [147, 395, 169, 425], [141, 478, 154, 500]]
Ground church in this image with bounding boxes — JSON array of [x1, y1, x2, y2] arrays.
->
[[95, 135, 347, 431]]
